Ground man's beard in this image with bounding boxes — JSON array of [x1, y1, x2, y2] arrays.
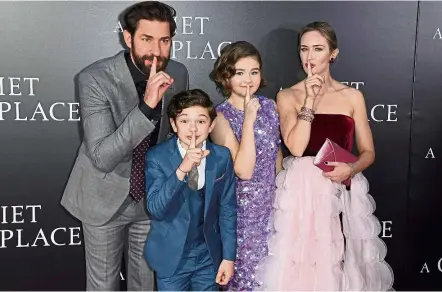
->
[[131, 46, 169, 75]]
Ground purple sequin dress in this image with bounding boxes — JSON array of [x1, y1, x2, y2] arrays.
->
[[216, 96, 281, 291]]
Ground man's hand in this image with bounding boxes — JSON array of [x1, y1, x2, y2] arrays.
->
[[144, 56, 174, 108]]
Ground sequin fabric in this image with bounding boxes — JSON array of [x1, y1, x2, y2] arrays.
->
[[216, 96, 281, 291]]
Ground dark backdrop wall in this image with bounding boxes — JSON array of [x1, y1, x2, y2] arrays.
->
[[0, 1, 440, 290]]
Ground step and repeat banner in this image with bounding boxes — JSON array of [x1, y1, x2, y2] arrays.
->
[[407, 1, 442, 290], [0, 1, 440, 290]]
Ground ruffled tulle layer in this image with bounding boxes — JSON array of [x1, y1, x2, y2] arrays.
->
[[254, 156, 394, 291]]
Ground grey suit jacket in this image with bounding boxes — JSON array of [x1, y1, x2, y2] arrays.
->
[[61, 50, 189, 226]]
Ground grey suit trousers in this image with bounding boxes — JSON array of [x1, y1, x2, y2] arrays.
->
[[82, 196, 154, 291]]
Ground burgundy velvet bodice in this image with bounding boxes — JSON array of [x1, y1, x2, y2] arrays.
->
[[303, 114, 355, 157]]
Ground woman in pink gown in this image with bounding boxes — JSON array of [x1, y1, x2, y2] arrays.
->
[[255, 21, 394, 291]]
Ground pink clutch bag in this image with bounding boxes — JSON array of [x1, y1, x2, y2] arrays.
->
[[313, 138, 357, 186]]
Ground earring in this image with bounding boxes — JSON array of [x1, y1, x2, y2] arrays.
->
[[329, 58, 335, 64]]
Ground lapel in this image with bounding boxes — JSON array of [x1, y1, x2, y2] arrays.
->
[[114, 51, 139, 117], [156, 92, 166, 144], [167, 136, 190, 202], [204, 142, 217, 218], [156, 67, 176, 143], [168, 136, 182, 175]]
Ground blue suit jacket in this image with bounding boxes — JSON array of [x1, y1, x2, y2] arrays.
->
[[144, 136, 237, 277]]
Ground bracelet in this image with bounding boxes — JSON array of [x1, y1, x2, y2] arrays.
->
[[300, 106, 315, 115], [347, 163, 356, 178], [297, 106, 315, 123], [178, 166, 188, 174], [297, 113, 314, 122]]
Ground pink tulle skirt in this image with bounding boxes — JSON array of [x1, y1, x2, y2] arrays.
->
[[254, 156, 394, 291]]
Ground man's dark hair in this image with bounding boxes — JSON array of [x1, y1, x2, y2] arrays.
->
[[123, 1, 177, 37], [167, 89, 217, 122]]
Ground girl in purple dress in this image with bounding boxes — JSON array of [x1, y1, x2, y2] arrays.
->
[[209, 41, 282, 291]]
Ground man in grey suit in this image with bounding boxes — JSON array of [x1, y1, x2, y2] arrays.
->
[[60, 1, 189, 290]]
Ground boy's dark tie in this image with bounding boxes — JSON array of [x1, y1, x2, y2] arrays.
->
[[187, 165, 199, 190]]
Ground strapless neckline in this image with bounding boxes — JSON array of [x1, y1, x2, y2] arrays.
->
[[313, 113, 354, 121]]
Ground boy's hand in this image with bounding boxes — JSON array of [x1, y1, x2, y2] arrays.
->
[[179, 131, 210, 173], [215, 260, 234, 286]]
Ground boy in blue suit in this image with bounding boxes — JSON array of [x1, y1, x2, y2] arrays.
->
[[144, 89, 237, 290]]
